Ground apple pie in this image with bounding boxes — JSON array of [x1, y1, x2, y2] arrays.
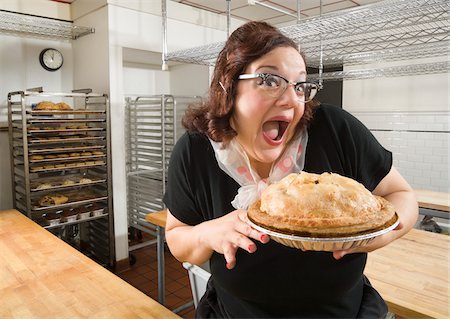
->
[[247, 172, 397, 238]]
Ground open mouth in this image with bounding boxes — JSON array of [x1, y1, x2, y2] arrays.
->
[[262, 120, 289, 142]]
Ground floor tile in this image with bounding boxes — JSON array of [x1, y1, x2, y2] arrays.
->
[[114, 231, 195, 318]]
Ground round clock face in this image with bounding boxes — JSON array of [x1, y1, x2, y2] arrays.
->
[[39, 48, 64, 71]]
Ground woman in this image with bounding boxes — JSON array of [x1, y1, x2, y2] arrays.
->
[[164, 21, 418, 318]]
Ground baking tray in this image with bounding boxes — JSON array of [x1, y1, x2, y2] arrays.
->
[[247, 213, 399, 252], [26, 110, 106, 115], [29, 153, 106, 163], [27, 119, 105, 124], [28, 145, 105, 154], [30, 175, 106, 192], [28, 136, 105, 144], [30, 161, 106, 173], [32, 190, 108, 211], [28, 128, 104, 133]]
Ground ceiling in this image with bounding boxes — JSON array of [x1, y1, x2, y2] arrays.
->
[[171, 0, 383, 25], [53, 1, 383, 25]]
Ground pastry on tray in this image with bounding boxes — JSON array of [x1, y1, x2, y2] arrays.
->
[[39, 194, 69, 207], [35, 101, 56, 110], [62, 179, 76, 185], [30, 155, 45, 160], [36, 183, 52, 190], [55, 102, 72, 110], [45, 212, 61, 225], [79, 178, 93, 184], [61, 209, 78, 222], [247, 172, 397, 238]]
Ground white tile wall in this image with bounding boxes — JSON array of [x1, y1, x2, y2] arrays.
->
[[352, 111, 450, 193]]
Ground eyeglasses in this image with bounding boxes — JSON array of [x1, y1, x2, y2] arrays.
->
[[238, 73, 319, 102]]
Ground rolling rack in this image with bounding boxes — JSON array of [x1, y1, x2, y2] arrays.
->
[[7, 87, 114, 267], [125, 94, 200, 310]]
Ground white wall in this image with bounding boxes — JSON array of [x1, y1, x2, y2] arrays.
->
[[0, 35, 73, 210], [343, 57, 449, 192], [123, 62, 170, 95]]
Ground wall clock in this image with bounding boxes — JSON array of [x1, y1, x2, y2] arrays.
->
[[39, 48, 64, 71]]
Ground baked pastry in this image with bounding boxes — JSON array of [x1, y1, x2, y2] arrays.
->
[[247, 172, 396, 238], [92, 151, 104, 156], [35, 101, 56, 110], [39, 194, 69, 207], [45, 212, 61, 225], [61, 209, 78, 222], [55, 102, 72, 110], [30, 155, 45, 160], [79, 178, 93, 184], [36, 183, 52, 190], [63, 179, 75, 185]]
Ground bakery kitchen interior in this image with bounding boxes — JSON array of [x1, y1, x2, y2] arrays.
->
[[0, 0, 448, 318]]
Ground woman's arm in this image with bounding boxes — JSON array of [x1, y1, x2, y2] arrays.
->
[[165, 209, 269, 269], [333, 166, 419, 260]]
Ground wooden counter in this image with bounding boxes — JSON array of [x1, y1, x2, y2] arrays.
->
[[415, 189, 450, 212], [148, 210, 449, 318], [0, 209, 181, 319], [366, 228, 449, 319]]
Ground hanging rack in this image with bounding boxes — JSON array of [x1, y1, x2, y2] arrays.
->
[[0, 10, 94, 40], [164, 0, 449, 80]]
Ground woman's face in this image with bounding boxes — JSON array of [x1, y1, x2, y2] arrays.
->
[[231, 46, 307, 174]]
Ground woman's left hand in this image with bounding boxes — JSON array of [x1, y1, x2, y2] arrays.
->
[[332, 222, 403, 260], [333, 166, 418, 260]]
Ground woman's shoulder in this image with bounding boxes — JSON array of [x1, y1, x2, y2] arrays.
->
[[172, 131, 213, 162], [314, 103, 350, 117], [177, 131, 210, 148]]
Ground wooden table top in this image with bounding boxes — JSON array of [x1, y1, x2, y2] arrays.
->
[[0, 209, 181, 319], [366, 228, 449, 319], [415, 189, 450, 212], [147, 210, 449, 318], [145, 210, 168, 228]]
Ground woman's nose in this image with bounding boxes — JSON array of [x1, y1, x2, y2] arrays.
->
[[278, 84, 301, 108]]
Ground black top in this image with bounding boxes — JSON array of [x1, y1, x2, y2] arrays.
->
[[163, 104, 392, 318]]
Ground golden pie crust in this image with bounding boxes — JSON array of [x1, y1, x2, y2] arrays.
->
[[247, 172, 396, 238]]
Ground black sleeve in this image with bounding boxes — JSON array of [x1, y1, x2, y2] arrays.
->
[[339, 107, 392, 191], [306, 104, 392, 191], [163, 132, 204, 225]]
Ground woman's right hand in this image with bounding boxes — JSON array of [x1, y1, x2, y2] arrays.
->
[[197, 209, 270, 269]]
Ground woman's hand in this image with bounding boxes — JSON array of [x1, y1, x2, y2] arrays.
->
[[332, 222, 403, 260], [333, 166, 418, 260], [197, 209, 270, 269]]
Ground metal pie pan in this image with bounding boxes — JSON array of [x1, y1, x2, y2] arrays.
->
[[247, 213, 399, 251]]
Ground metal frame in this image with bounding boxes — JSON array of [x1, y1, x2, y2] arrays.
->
[[7, 89, 114, 266], [165, 0, 449, 80], [0, 10, 94, 40], [125, 94, 200, 306]]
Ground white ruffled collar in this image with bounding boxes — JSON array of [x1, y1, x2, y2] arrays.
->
[[209, 131, 308, 209]]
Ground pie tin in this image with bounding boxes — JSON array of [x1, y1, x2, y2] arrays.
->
[[247, 214, 399, 251]]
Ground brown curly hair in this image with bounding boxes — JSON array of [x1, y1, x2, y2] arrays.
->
[[182, 21, 317, 144]]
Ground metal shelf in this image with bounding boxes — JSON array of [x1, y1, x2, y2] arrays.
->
[[0, 10, 94, 40], [166, 0, 449, 79], [308, 61, 450, 81]]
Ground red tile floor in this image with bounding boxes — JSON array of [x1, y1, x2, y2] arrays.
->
[[115, 231, 196, 318]]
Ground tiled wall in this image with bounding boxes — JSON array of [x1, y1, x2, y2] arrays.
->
[[351, 111, 449, 192]]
